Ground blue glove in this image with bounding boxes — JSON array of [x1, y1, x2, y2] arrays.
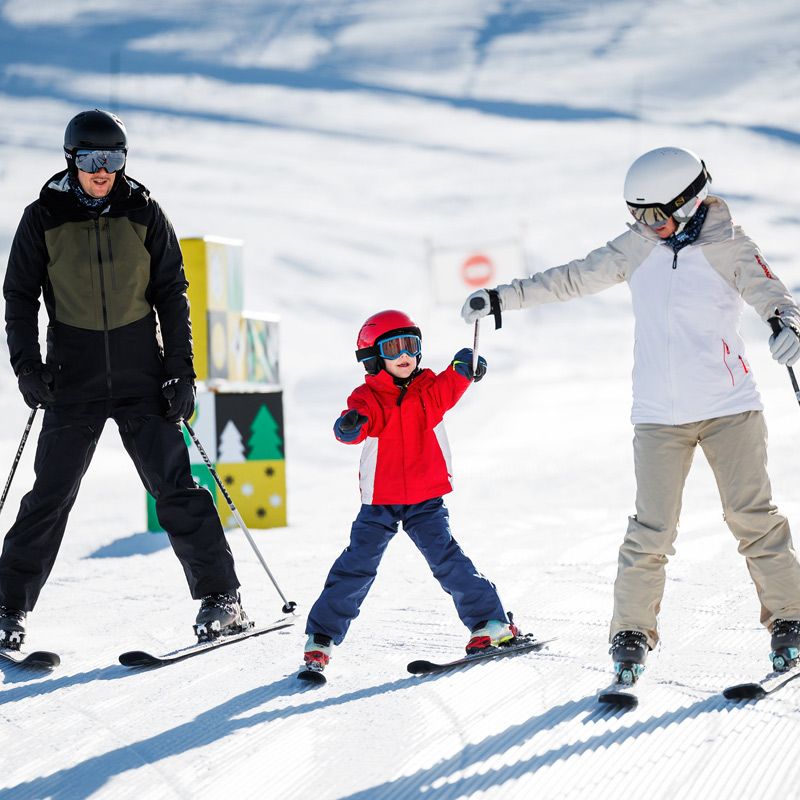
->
[[451, 348, 487, 382], [18, 360, 55, 409], [334, 409, 368, 442], [162, 377, 196, 422]]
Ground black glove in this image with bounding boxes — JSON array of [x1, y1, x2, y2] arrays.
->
[[334, 409, 368, 442], [18, 361, 55, 409], [162, 377, 196, 423]]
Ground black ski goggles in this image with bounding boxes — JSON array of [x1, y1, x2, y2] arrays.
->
[[626, 162, 710, 228], [74, 149, 127, 174]]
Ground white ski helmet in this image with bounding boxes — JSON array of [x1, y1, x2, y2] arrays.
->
[[624, 147, 711, 228]]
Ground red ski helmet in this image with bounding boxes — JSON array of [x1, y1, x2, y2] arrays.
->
[[355, 310, 422, 374]]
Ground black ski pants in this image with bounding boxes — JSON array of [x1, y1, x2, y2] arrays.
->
[[0, 396, 239, 611]]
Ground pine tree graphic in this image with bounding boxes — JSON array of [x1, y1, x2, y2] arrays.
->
[[218, 419, 246, 463], [247, 405, 283, 460]]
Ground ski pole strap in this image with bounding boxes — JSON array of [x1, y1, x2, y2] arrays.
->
[[488, 289, 502, 330]]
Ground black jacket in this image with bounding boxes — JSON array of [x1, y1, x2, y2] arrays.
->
[[4, 171, 195, 403]]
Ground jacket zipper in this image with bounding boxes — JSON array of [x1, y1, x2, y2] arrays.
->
[[722, 340, 734, 385], [93, 218, 113, 395], [666, 248, 677, 422], [106, 223, 117, 290]]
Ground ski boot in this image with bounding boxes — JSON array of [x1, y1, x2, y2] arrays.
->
[[193, 591, 250, 641], [466, 616, 521, 654], [770, 619, 800, 672], [303, 633, 333, 674], [0, 607, 26, 651], [610, 630, 649, 685]]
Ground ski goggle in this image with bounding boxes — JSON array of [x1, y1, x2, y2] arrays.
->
[[74, 149, 127, 174], [376, 334, 421, 359], [626, 163, 710, 229]]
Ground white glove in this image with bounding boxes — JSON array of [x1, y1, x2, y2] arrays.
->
[[461, 289, 491, 323], [770, 326, 800, 366]]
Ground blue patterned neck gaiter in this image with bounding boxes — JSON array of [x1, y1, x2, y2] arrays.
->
[[664, 202, 708, 253], [67, 172, 110, 210]]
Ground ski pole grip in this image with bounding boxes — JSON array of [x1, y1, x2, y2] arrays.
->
[[769, 316, 783, 338], [470, 296, 486, 310]]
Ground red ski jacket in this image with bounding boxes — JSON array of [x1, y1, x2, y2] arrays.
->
[[336, 366, 471, 505]]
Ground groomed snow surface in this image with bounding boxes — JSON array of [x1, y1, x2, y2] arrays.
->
[[2, 2, 800, 798]]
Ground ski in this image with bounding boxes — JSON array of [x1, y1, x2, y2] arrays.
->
[[597, 678, 640, 709], [119, 621, 294, 668], [407, 636, 552, 676], [0, 649, 60, 671], [297, 667, 327, 686], [723, 663, 800, 701]]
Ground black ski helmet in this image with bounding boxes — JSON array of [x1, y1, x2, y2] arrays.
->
[[63, 109, 128, 173]]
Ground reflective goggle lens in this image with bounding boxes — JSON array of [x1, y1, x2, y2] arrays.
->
[[627, 203, 671, 228], [377, 335, 421, 359], [75, 149, 126, 173]]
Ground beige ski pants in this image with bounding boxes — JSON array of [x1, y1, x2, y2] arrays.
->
[[610, 410, 800, 648]]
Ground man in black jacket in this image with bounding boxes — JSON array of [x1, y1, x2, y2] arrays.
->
[[0, 109, 245, 649]]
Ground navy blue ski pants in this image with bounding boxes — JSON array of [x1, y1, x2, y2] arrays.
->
[[305, 497, 508, 645], [0, 397, 239, 611]]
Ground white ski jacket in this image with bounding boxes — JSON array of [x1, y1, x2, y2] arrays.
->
[[495, 196, 800, 425]]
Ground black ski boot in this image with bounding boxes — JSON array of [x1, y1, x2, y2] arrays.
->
[[770, 619, 800, 672], [193, 591, 250, 641], [610, 630, 649, 685], [0, 607, 26, 651]]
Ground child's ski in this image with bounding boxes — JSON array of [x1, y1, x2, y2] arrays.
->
[[297, 666, 327, 686], [407, 637, 551, 676]]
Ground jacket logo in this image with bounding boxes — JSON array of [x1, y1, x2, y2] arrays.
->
[[755, 254, 774, 279]]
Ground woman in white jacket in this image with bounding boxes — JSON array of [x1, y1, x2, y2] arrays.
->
[[463, 146, 800, 684]]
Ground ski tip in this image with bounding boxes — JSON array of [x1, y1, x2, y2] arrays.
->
[[723, 683, 766, 701], [119, 651, 161, 668], [28, 651, 60, 669], [598, 691, 639, 709], [297, 669, 327, 686], [407, 660, 437, 675]]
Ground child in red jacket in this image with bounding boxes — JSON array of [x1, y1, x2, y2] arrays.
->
[[301, 309, 520, 677]]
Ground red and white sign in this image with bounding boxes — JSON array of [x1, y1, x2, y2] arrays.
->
[[429, 239, 524, 305]]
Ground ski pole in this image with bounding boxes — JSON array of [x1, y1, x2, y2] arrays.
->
[[0, 408, 37, 517], [472, 318, 480, 373], [768, 316, 800, 407], [183, 420, 297, 615], [469, 294, 487, 373]]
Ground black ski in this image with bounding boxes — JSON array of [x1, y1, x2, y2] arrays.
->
[[598, 678, 640, 709], [0, 649, 60, 671], [119, 621, 294, 668], [407, 636, 552, 676], [297, 667, 327, 686], [723, 663, 800, 701]]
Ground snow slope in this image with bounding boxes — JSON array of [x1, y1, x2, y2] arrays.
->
[[1, 1, 800, 798]]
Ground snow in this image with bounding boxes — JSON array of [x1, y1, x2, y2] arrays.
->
[[1, 2, 800, 798]]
